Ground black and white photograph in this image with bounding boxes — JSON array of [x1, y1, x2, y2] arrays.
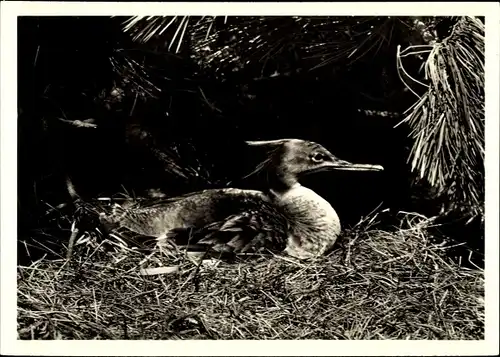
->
[[1, 2, 499, 355]]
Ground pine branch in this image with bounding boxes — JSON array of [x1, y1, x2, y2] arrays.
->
[[396, 16, 484, 218]]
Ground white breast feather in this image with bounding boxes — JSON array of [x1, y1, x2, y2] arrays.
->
[[279, 184, 341, 259]]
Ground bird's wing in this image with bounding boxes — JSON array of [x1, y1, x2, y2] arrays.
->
[[99, 188, 287, 254], [167, 197, 290, 256]]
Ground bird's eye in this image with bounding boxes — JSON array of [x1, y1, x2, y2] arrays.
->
[[311, 153, 326, 162]]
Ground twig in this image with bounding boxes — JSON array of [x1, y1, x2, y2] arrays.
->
[[66, 221, 79, 261]]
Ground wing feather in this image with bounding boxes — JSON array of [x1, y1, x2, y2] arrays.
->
[[167, 199, 289, 255], [101, 188, 290, 257]]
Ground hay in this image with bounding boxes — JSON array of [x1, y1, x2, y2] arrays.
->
[[17, 212, 483, 340]]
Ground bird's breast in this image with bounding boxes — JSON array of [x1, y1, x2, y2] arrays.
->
[[278, 185, 341, 259]]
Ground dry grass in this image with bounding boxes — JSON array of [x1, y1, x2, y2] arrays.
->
[[17, 210, 484, 340]]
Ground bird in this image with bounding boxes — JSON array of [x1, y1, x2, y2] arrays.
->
[[99, 139, 384, 260]]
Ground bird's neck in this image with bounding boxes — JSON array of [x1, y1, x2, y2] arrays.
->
[[268, 180, 338, 231], [266, 169, 299, 195]]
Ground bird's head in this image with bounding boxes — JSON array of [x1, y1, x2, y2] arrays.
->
[[245, 139, 383, 189]]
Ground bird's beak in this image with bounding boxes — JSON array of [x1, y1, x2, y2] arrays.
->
[[327, 158, 384, 172], [304, 158, 384, 176]]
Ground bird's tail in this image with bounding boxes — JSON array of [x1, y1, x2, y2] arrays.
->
[[65, 175, 80, 201], [65, 175, 118, 232]]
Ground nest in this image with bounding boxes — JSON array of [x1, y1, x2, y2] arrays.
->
[[17, 211, 483, 340]]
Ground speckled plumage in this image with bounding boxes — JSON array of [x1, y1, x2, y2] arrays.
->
[[101, 139, 383, 259]]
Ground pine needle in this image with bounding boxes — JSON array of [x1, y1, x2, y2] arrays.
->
[[396, 16, 484, 218]]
